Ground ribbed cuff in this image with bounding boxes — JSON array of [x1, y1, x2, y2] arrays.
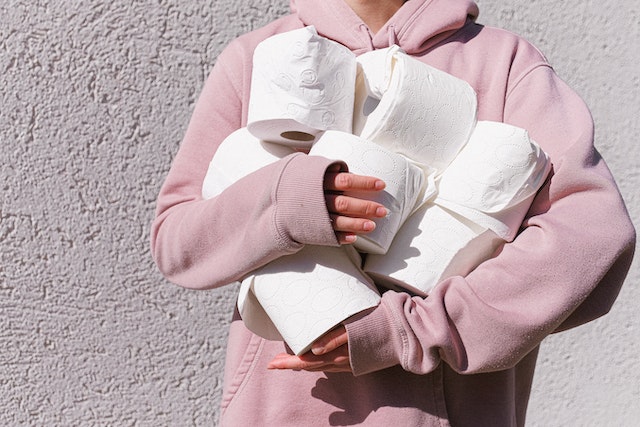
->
[[344, 302, 403, 376], [274, 153, 346, 247]]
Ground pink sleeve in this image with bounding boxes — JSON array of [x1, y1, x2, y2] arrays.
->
[[150, 44, 342, 290], [345, 63, 636, 376]]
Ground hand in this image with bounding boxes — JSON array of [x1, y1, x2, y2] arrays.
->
[[324, 164, 387, 245], [267, 325, 352, 373]]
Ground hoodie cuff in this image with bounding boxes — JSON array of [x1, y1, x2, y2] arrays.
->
[[344, 302, 404, 376], [275, 153, 346, 247]]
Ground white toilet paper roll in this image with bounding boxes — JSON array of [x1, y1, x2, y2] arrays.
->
[[364, 203, 504, 295], [354, 46, 478, 173], [238, 244, 380, 355], [435, 121, 551, 241], [247, 26, 357, 149], [202, 128, 296, 199], [309, 130, 428, 255]]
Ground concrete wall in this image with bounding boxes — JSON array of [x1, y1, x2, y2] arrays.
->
[[1, 0, 637, 425]]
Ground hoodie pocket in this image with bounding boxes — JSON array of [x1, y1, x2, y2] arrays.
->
[[219, 320, 265, 413]]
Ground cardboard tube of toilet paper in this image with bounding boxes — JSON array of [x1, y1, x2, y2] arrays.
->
[[309, 130, 427, 255], [202, 128, 296, 199], [247, 26, 357, 149], [364, 203, 504, 295], [354, 46, 478, 173], [238, 244, 381, 355], [434, 121, 552, 241]]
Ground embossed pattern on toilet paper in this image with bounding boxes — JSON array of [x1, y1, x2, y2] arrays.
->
[[365, 204, 503, 295], [435, 121, 551, 240], [437, 122, 550, 211], [247, 26, 357, 147], [355, 46, 477, 173], [309, 131, 426, 255]]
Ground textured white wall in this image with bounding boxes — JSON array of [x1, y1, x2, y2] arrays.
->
[[1, 0, 637, 425]]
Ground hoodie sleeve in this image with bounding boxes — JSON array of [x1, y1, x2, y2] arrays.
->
[[150, 42, 342, 290], [344, 56, 636, 376]]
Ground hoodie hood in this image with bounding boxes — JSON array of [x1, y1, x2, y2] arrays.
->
[[290, 0, 479, 55]]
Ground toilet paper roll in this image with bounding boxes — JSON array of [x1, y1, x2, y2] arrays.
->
[[354, 46, 478, 173], [247, 26, 357, 149], [309, 130, 428, 255], [364, 203, 504, 296], [435, 121, 551, 241], [238, 244, 381, 355], [202, 128, 296, 199]]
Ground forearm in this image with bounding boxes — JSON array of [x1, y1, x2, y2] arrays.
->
[[152, 147, 344, 289], [345, 65, 636, 377], [150, 45, 341, 289], [347, 162, 634, 375]]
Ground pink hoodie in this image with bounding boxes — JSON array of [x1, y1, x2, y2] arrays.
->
[[151, 0, 636, 425]]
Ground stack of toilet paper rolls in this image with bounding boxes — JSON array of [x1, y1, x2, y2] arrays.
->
[[352, 45, 551, 295], [201, 27, 551, 354]]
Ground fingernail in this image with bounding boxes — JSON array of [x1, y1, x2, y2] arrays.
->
[[376, 207, 387, 217], [374, 180, 386, 190], [312, 346, 325, 355], [363, 221, 376, 231], [344, 235, 357, 243]]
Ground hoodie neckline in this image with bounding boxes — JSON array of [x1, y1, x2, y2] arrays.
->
[[291, 0, 479, 55]]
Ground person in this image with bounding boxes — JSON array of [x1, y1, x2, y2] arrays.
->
[[150, 0, 636, 425]]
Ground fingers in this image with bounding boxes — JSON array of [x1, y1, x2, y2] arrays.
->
[[311, 325, 348, 355], [331, 213, 375, 233], [323, 169, 387, 244], [334, 231, 357, 245], [267, 348, 352, 373], [267, 326, 351, 372], [326, 195, 386, 242], [325, 194, 388, 219], [330, 214, 376, 245], [324, 171, 386, 193]]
